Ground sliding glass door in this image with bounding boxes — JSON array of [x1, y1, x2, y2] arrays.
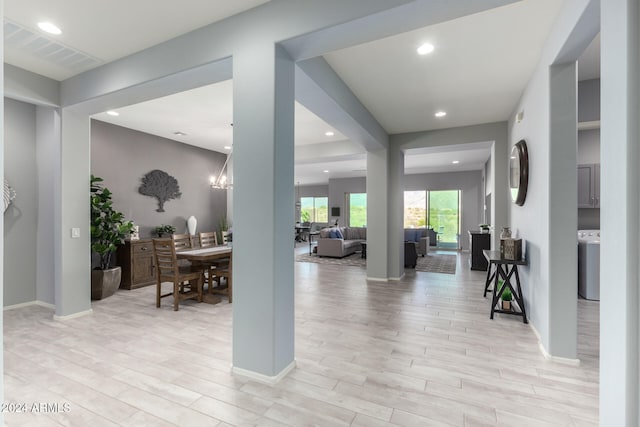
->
[[428, 190, 461, 248], [403, 189, 461, 248]]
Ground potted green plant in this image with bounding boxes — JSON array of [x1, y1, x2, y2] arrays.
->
[[500, 284, 513, 311], [155, 224, 176, 237], [90, 175, 134, 300]]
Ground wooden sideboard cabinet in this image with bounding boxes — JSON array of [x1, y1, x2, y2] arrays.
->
[[117, 239, 156, 289], [469, 231, 491, 271]]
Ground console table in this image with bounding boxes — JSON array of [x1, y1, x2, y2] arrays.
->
[[117, 239, 156, 289], [483, 250, 528, 323]]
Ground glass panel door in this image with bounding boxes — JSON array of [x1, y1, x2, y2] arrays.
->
[[428, 190, 461, 248]]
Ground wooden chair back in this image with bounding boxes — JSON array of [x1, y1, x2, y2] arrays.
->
[[171, 233, 192, 251], [153, 238, 180, 279], [198, 231, 218, 247]]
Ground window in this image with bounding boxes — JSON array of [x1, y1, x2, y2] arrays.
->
[[300, 197, 328, 223], [347, 193, 367, 227], [404, 191, 427, 228]]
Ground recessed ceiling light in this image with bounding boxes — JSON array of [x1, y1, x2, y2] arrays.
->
[[435, 111, 447, 118], [106, 110, 119, 116], [325, 131, 335, 137], [452, 160, 460, 164], [323, 170, 329, 173], [417, 43, 435, 55], [173, 131, 187, 136], [37, 22, 62, 35], [223, 145, 232, 150]]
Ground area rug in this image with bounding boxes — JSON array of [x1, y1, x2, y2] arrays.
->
[[296, 252, 457, 275], [415, 254, 457, 275], [296, 252, 365, 267]]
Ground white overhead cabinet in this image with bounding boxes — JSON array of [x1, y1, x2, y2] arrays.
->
[[577, 163, 600, 208]]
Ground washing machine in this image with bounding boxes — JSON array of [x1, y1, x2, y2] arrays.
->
[[577, 229, 600, 300]]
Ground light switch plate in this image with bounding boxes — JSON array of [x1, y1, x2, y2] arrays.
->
[[71, 228, 80, 238]]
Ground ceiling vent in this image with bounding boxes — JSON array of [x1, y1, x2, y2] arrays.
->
[[3, 18, 103, 73]]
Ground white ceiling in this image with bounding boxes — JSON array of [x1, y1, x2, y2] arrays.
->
[[4, 0, 600, 186], [3, 0, 270, 80]]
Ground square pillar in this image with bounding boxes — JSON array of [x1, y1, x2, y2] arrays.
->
[[600, 0, 640, 423], [56, 109, 92, 318], [366, 149, 390, 280], [232, 43, 295, 381]]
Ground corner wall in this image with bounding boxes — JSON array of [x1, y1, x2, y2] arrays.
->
[[507, 0, 599, 358]]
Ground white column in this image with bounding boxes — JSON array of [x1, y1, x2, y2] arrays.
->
[[547, 63, 578, 359], [600, 0, 640, 424], [232, 43, 295, 380], [366, 149, 390, 280], [56, 109, 92, 318], [388, 145, 405, 280], [36, 106, 60, 305]]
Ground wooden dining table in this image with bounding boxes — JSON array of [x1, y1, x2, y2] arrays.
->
[[176, 245, 232, 304]]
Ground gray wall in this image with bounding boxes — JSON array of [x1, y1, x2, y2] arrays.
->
[[507, 0, 598, 359], [91, 120, 228, 239], [3, 98, 38, 306], [404, 170, 482, 250]]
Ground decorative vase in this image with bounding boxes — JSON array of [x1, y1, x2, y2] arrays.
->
[[500, 227, 512, 239], [187, 216, 197, 235]]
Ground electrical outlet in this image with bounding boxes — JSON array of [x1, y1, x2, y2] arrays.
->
[[71, 228, 80, 238]]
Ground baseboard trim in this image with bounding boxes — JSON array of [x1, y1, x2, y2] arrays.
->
[[529, 323, 581, 366], [232, 360, 296, 384], [4, 300, 55, 311], [366, 276, 389, 282], [388, 274, 405, 281], [53, 308, 93, 320]]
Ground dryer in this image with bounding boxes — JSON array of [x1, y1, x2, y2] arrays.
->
[[578, 230, 600, 300]]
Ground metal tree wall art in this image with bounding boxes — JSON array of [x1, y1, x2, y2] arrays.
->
[[139, 169, 182, 212]]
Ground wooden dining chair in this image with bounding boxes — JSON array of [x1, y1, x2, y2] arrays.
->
[[197, 231, 231, 298], [210, 253, 232, 303], [152, 238, 203, 311]]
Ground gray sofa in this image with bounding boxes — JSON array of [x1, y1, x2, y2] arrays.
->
[[316, 227, 366, 258], [404, 228, 430, 256]]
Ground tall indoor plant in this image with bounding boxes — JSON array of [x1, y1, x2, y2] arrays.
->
[[90, 175, 134, 300]]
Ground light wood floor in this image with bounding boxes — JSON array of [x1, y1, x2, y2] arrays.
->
[[3, 250, 599, 426]]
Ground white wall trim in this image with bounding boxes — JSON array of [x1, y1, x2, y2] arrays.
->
[[366, 276, 389, 282], [232, 360, 296, 384], [53, 308, 93, 320], [530, 323, 581, 366], [4, 300, 55, 311]]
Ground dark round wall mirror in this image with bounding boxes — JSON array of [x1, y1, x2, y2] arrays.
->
[[510, 140, 529, 206]]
